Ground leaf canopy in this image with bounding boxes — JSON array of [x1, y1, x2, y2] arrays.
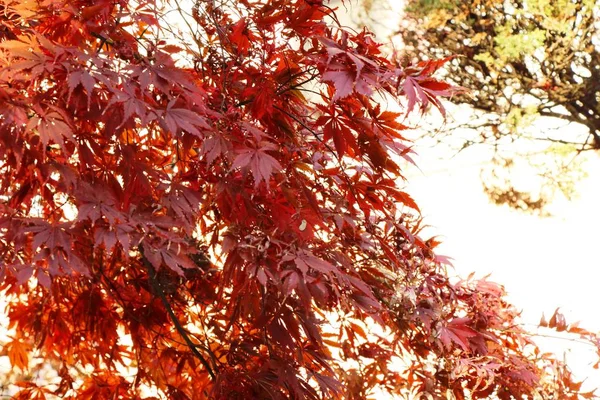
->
[[0, 0, 598, 399]]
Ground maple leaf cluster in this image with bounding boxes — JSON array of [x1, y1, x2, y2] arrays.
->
[[0, 0, 598, 399]]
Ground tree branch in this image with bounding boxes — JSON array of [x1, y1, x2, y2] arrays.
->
[[139, 245, 217, 380]]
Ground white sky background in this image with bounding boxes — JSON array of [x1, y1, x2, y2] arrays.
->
[[335, 0, 600, 392]]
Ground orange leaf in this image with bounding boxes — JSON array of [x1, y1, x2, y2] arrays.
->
[[6, 339, 30, 371]]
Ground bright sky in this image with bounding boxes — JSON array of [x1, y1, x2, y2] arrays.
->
[[407, 129, 600, 392]]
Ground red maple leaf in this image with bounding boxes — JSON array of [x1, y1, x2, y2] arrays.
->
[[161, 101, 209, 138], [439, 318, 479, 352], [25, 110, 74, 151], [232, 142, 282, 186]]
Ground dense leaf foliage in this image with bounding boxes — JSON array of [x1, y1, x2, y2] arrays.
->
[[401, 0, 599, 212], [0, 0, 599, 399]]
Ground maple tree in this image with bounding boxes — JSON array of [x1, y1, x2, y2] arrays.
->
[[0, 0, 599, 399]]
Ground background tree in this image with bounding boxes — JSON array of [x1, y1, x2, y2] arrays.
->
[[0, 0, 599, 399], [401, 0, 599, 212]]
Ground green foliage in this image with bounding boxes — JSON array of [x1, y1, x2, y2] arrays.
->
[[402, 0, 600, 212], [473, 52, 498, 68], [493, 24, 546, 63], [504, 105, 539, 131]]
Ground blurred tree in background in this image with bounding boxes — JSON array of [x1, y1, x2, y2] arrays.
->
[[399, 0, 599, 213]]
